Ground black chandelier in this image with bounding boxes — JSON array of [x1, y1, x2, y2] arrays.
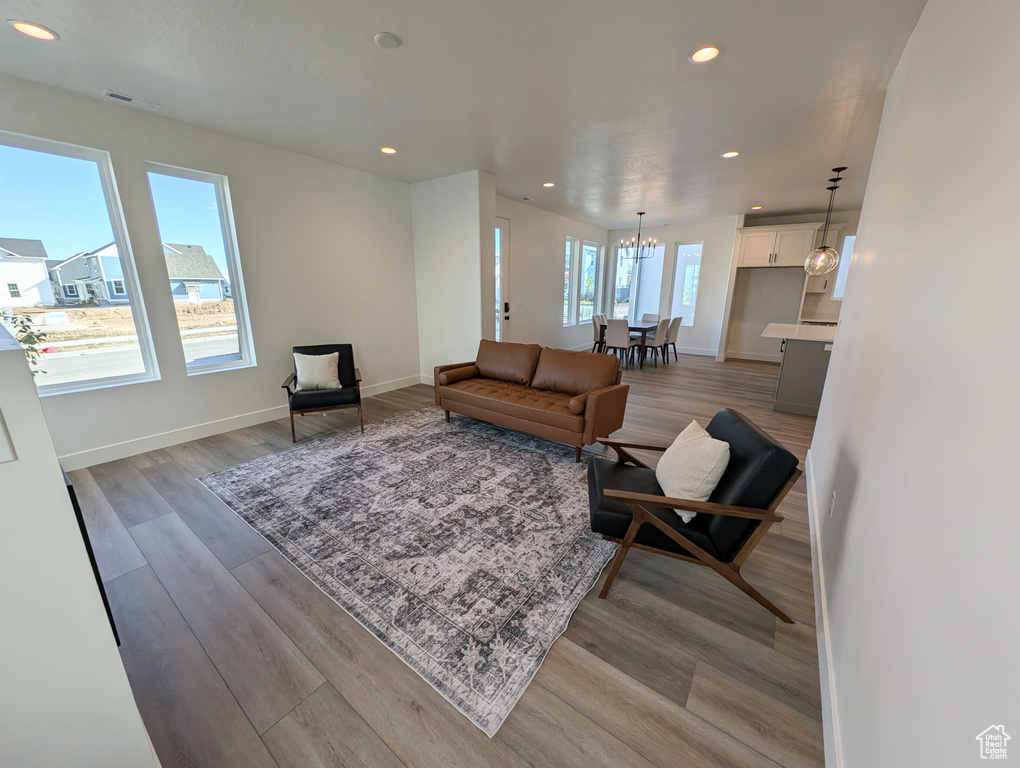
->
[[619, 212, 658, 260]]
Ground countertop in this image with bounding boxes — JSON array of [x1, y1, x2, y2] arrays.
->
[[761, 322, 836, 343]]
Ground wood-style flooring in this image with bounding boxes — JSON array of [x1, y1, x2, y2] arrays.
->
[[74, 354, 823, 768]]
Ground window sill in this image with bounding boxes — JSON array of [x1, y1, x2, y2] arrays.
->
[[38, 370, 161, 397], [185, 358, 256, 377]]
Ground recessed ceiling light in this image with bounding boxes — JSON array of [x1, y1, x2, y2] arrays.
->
[[8, 20, 59, 40], [721, 151, 740, 158], [380, 147, 397, 154], [751, 205, 763, 210], [689, 45, 719, 63], [374, 32, 402, 49], [542, 182, 555, 188]]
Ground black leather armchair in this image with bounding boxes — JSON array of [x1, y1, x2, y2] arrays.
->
[[282, 344, 363, 442], [589, 408, 801, 622]]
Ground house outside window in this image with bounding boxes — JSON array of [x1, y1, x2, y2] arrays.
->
[[6, 282, 19, 298], [669, 242, 704, 326], [111, 279, 126, 295], [0, 130, 159, 393], [146, 163, 255, 374]]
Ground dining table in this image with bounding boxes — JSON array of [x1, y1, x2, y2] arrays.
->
[[597, 321, 659, 369]]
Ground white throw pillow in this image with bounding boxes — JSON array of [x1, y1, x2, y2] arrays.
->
[[294, 352, 341, 391], [655, 420, 730, 524]]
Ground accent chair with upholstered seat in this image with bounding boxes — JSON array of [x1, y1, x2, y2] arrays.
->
[[588, 408, 802, 622], [282, 343, 363, 442]]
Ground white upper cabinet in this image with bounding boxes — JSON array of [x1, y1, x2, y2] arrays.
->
[[773, 228, 818, 266], [735, 225, 828, 268], [736, 230, 777, 266]]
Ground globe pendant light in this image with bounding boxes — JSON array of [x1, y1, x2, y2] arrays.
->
[[805, 166, 847, 276]]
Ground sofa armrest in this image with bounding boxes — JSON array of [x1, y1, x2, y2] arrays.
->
[[437, 365, 479, 386], [582, 383, 630, 444], [434, 361, 476, 406]]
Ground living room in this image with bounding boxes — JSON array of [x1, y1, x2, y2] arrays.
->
[[1, 1, 1017, 767]]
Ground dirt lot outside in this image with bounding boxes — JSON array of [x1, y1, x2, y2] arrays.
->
[[12, 300, 237, 343]]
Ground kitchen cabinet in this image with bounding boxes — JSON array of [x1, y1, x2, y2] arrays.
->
[[735, 225, 822, 267], [805, 274, 831, 293]]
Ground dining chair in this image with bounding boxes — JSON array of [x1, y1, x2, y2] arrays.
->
[[641, 313, 661, 323], [665, 317, 683, 362], [641, 318, 670, 367], [590, 316, 605, 353], [604, 319, 638, 367]]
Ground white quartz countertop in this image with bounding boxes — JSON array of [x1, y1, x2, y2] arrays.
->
[[761, 322, 836, 343]]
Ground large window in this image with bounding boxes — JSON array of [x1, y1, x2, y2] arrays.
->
[[562, 238, 575, 325], [562, 238, 602, 326], [669, 242, 703, 326], [612, 244, 665, 321], [146, 164, 255, 373], [0, 131, 158, 393], [578, 241, 600, 322]]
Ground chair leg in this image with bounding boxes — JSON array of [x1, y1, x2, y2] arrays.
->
[[445, 410, 450, 423], [290, 411, 296, 443], [575, 445, 583, 462], [671, 343, 678, 362], [358, 401, 364, 434], [599, 516, 641, 599], [718, 566, 795, 624]]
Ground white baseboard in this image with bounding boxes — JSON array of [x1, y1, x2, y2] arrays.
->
[[805, 450, 843, 768], [725, 350, 783, 364], [58, 373, 423, 470]]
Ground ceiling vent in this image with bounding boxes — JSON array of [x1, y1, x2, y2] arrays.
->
[[102, 89, 161, 111]]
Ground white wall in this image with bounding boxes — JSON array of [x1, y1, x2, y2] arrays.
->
[[0, 327, 157, 768], [0, 73, 419, 469], [411, 171, 489, 379], [494, 197, 608, 350], [725, 267, 805, 362], [607, 216, 739, 356], [808, 1, 1020, 765]]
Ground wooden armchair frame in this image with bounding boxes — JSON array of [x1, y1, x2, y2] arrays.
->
[[595, 437, 802, 623], [282, 367, 363, 442]]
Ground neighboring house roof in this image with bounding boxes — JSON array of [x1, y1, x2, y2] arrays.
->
[[163, 243, 225, 281], [0, 237, 49, 260]]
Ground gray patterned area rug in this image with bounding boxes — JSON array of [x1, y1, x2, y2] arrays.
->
[[200, 408, 614, 736]]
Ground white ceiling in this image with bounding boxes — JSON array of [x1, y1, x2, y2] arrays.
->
[[0, 0, 927, 229]]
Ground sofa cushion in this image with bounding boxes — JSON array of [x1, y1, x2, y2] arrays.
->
[[441, 378, 583, 432], [475, 339, 542, 385], [531, 347, 620, 395], [438, 365, 479, 385]]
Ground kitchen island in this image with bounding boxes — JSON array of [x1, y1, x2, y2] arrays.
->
[[761, 322, 836, 416]]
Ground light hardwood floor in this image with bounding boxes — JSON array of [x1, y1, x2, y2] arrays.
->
[[75, 354, 823, 768]]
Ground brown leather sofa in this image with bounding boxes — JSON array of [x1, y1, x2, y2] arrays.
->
[[434, 340, 630, 461]]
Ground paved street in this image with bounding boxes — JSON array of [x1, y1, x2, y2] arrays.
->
[[35, 333, 240, 386]]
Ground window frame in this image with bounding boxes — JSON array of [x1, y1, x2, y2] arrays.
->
[[111, 278, 126, 295], [145, 162, 257, 376], [6, 283, 20, 298], [0, 129, 160, 396], [63, 284, 79, 298]]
